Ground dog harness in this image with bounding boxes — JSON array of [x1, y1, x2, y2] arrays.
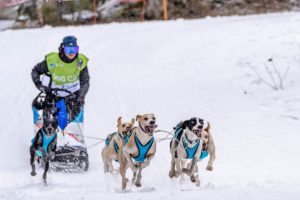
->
[[132, 135, 154, 163], [182, 138, 200, 159], [105, 132, 116, 146], [123, 130, 133, 145], [32, 129, 57, 157], [105, 132, 119, 153], [174, 127, 209, 159], [41, 129, 57, 155], [105, 131, 133, 154]]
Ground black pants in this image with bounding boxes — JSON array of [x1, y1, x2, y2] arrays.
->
[[64, 95, 82, 122]]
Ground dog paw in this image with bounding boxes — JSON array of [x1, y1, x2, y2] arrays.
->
[[135, 182, 142, 187], [122, 178, 128, 190], [169, 170, 175, 178], [31, 171, 36, 176], [206, 166, 213, 171], [174, 171, 180, 177], [190, 175, 196, 182]]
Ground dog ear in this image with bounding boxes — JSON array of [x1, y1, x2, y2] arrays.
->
[[131, 118, 135, 125], [205, 122, 210, 132], [136, 115, 142, 121], [182, 120, 188, 129], [117, 117, 122, 126]]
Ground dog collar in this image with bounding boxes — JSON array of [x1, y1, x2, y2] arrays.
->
[[184, 134, 199, 145], [138, 122, 146, 132]]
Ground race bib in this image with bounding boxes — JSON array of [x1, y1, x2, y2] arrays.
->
[[51, 81, 80, 97]]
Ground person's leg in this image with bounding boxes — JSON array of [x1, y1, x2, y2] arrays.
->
[[65, 97, 81, 122]]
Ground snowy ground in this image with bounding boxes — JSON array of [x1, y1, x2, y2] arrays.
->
[[0, 20, 13, 31], [0, 12, 300, 200]]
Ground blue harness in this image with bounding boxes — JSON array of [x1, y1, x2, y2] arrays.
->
[[105, 131, 134, 162], [105, 132, 116, 146], [174, 127, 209, 160], [182, 138, 200, 159], [32, 129, 57, 157], [123, 130, 133, 145], [132, 135, 154, 163]]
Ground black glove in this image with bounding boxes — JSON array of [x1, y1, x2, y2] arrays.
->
[[39, 85, 52, 94], [77, 95, 85, 106]]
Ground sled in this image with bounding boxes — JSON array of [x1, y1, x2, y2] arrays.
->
[[32, 87, 89, 172]]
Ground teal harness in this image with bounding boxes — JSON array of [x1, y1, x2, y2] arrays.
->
[[32, 129, 57, 157], [105, 129, 154, 163], [105, 130, 134, 155], [182, 138, 200, 159], [132, 135, 154, 163], [174, 126, 209, 160]]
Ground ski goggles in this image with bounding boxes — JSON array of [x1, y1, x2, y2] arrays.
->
[[64, 46, 79, 55]]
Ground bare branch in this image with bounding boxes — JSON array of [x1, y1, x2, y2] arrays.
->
[[264, 63, 279, 90], [248, 63, 278, 90]]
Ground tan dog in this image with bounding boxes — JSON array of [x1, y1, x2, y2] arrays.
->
[[199, 122, 216, 171], [120, 114, 157, 190], [101, 117, 135, 173]]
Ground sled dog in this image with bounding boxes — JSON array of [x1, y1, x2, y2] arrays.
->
[[120, 114, 157, 190], [30, 109, 58, 185], [169, 117, 215, 186], [101, 117, 135, 173]]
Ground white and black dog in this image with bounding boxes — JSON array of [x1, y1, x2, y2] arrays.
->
[[30, 108, 58, 185], [169, 117, 215, 186]]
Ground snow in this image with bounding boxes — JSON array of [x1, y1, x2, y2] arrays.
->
[[0, 20, 14, 30], [0, 12, 300, 199]]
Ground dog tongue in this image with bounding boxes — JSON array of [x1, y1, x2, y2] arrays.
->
[[149, 125, 157, 133]]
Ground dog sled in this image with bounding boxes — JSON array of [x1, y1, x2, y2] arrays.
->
[[32, 87, 89, 172]]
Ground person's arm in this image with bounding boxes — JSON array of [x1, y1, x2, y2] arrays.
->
[[79, 67, 90, 98], [31, 60, 49, 89]]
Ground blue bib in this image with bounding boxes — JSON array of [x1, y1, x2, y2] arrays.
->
[[132, 135, 154, 163]]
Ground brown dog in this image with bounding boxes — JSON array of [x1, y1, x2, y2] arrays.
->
[[101, 117, 135, 173], [120, 114, 157, 190]]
